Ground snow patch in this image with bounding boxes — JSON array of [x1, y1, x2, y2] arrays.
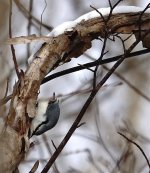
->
[[48, 6, 150, 37], [47, 21, 77, 37], [28, 6, 150, 63]]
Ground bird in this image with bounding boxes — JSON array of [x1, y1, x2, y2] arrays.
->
[[28, 98, 60, 138]]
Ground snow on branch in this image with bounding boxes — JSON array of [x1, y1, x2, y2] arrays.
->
[[48, 6, 150, 37], [27, 5, 150, 64], [1, 4, 150, 173]]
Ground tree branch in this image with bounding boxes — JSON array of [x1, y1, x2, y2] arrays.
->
[[1, 5, 150, 172]]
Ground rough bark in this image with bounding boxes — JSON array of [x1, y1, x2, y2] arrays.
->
[[1, 11, 150, 172]]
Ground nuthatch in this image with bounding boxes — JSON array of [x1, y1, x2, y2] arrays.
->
[[29, 98, 60, 138]]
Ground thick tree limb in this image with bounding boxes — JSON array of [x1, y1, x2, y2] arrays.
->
[[1, 9, 150, 173]]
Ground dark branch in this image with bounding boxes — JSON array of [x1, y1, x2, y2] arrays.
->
[[118, 132, 150, 173], [41, 48, 150, 84], [41, 26, 142, 173]]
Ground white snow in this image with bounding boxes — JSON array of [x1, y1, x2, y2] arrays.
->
[[48, 6, 150, 37], [28, 5, 150, 63], [47, 21, 77, 37]]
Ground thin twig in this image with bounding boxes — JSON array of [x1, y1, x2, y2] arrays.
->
[[27, 0, 33, 65], [41, 48, 150, 84], [4, 79, 9, 98], [13, 0, 53, 31], [118, 132, 150, 173], [41, 26, 143, 173], [29, 160, 39, 173], [107, 0, 123, 22], [0, 94, 12, 106], [42, 135, 59, 173], [137, 3, 150, 40], [51, 140, 57, 151], [103, 65, 150, 102], [40, 0, 47, 35], [9, 0, 20, 80], [94, 98, 117, 165], [77, 122, 86, 128], [90, 5, 106, 25], [86, 51, 150, 103]]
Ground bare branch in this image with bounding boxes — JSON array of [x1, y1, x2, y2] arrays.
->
[[41, 48, 150, 84], [40, 0, 47, 35], [6, 35, 52, 45], [29, 160, 39, 173], [41, 30, 143, 172], [103, 65, 150, 102], [13, 0, 53, 31], [9, 0, 20, 79], [118, 132, 150, 173], [2, 4, 150, 172], [27, 0, 33, 65]]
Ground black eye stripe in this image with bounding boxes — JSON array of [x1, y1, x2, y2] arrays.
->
[[31, 118, 48, 136]]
